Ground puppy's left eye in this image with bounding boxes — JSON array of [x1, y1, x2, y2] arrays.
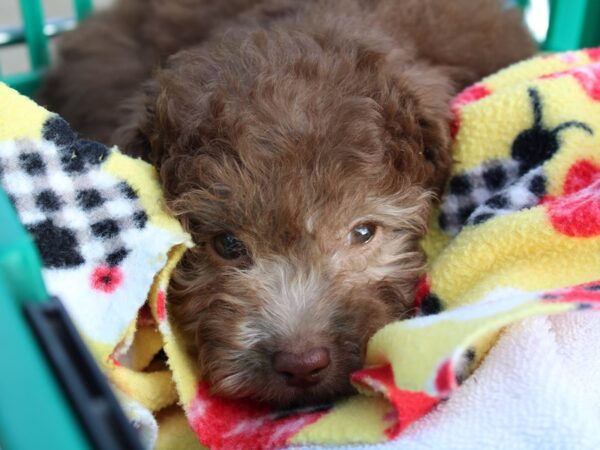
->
[[348, 222, 377, 245], [212, 233, 248, 260]]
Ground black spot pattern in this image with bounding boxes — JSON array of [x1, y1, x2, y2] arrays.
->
[[119, 182, 138, 200], [77, 140, 109, 165], [577, 303, 594, 310], [512, 88, 593, 173], [421, 294, 443, 315], [485, 194, 509, 209], [529, 175, 546, 197], [464, 348, 476, 362], [483, 165, 508, 190], [19, 153, 46, 175], [439, 160, 521, 235], [60, 147, 86, 173], [42, 116, 77, 147], [76, 189, 105, 210], [107, 248, 129, 266], [59, 140, 109, 173], [36, 190, 62, 212], [91, 219, 120, 239], [1, 115, 151, 275], [456, 348, 477, 384], [439, 87, 586, 236], [27, 219, 84, 268], [458, 205, 476, 224], [472, 212, 495, 225], [450, 174, 472, 196], [133, 210, 148, 229], [438, 212, 448, 230]]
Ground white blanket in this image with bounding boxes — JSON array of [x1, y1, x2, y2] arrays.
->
[[294, 311, 600, 450]]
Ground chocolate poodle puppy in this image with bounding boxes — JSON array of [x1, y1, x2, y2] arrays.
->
[[39, 0, 536, 407]]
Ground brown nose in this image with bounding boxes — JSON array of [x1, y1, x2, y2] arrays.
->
[[273, 347, 330, 387]]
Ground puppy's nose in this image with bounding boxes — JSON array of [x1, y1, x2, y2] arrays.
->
[[273, 347, 330, 387]]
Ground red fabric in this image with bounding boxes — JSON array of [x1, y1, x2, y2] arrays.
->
[[542, 281, 600, 304], [156, 290, 166, 321], [571, 64, 600, 101], [414, 275, 431, 309], [188, 382, 325, 450], [434, 358, 458, 397], [586, 48, 600, 62], [352, 364, 440, 439], [562, 160, 600, 195], [450, 84, 492, 138], [546, 161, 600, 237], [538, 59, 600, 102], [546, 185, 600, 237]]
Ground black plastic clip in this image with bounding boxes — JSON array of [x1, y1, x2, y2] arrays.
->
[[24, 298, 144, 450]]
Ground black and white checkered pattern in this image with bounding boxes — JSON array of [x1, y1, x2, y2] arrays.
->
[[0, 117, 147, 270], [439, 159, 547, 236], [465, 166, 546, 228]]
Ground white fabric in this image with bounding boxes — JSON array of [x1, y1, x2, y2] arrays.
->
[[294, 311, 600, 450]]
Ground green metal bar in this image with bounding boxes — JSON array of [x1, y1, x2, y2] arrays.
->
[[513, 0, 531, 8], [0, 276, 91, 450], [0, 18, 77, 48], [1, 0, 89, 95], [0, 190, 91, 450], [581, 0, 600, 47], [544, 0, 600, 51], [0, 190, 47, 305], [18, 0, 50, 70], [73, 0, 94, 21], [2, 71, 45, 100]]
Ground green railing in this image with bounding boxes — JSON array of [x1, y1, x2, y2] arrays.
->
[[1, 0, 600, 96], [517, 0, 600, 50], [0, 0, 93, 95], [544, 0, 600, 51]]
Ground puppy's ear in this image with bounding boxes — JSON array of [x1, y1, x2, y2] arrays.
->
[[376, 59, 454, 194], [112, 79, 163, 165]]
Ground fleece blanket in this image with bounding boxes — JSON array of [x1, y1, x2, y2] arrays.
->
[[293, 311, 600, 450], [0, 84, 194, 446], [1, 46, 600, 449]]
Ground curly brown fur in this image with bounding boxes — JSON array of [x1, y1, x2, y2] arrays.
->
[[39, 0, 536, 407]]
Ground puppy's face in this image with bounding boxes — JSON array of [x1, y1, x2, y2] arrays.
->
[[169, 162, 433, 406], [120, 32, 452, 406]]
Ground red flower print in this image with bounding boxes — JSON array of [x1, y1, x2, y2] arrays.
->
[[353, 364, 439, 438], [546, 160, 600, 237], [156, 290, 166, 321], [562, 160, 600, 195], [434, 358, 458, 396], [571, 64, 600, 102], [585, 48, 600, 62], [188, 382, 326, 450], [450, 84, 492, 138], [91, 265, 123, 293]]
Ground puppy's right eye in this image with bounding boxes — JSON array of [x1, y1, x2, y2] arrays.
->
[[212, 233, 248, 260], [348, 222, 377, 246]]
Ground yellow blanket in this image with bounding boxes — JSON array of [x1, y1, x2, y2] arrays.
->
[[1, 47, 600, 449]]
